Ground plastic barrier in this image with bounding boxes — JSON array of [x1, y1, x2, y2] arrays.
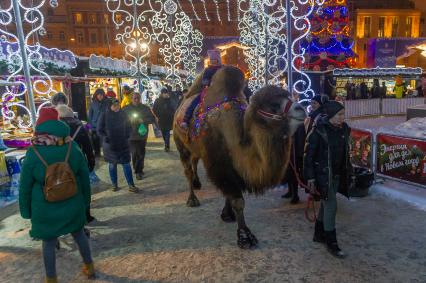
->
[[344, 99, 381, 119], [382, 97, 425, 116], [376, 133, 426, 188]]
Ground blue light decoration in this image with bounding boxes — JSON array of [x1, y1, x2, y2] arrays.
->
[[302, 0, 356, 71]]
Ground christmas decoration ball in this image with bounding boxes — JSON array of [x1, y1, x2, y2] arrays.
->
[[223, 103, 232, 111], [320, 52, 328, 59]]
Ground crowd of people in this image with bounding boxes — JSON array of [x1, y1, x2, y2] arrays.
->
[[18, 63, 355, 282]]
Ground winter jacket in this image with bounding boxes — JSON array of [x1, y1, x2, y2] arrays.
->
[[123, 103, 156, 141], [19, 120, 91, 240], [120, 93, 132, 109], [88, 98, 110, 130], [303, 116, 352, 199], [305, 107, 324, 135], [97, 108, 132, 164], [153, 97, 175, 131], [60, 116, 95, 172]]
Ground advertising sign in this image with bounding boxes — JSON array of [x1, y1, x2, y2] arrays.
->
[[376, 134, 426, 187], [350, 129, 373, 169]]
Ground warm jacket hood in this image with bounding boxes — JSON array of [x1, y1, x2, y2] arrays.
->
[[35, 120, 70, 138]]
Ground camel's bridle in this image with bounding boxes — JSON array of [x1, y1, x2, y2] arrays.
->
[[257, 99, 293, 121]]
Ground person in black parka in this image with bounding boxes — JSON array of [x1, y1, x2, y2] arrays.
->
[[123, 92, 156, 180], [57, 104, 96, 223], [97, 99, 139, 193], [304, 101, 352, 258], [88, 88, 110, 156], [153, 88, 176, 152]]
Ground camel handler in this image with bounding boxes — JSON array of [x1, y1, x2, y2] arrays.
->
[[303, 100, 352, 258], [179, 49, 222, 129]]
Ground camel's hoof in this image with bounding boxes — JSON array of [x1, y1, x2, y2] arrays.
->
[[186, 196, 200, 207], [237, 228, 258, 249], [220, 209, 236, 223], [192, 178, 202, 190]]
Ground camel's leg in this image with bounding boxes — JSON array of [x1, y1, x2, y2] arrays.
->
[[191, 157, 202, 190], [175, 138, 200, 207], [221, 197, 236, 223], [231, 197, 258, 249]]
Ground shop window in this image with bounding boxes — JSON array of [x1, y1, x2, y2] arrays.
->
[[363, 17, 371, 38], [89, 13, 97, 25], [405, 17, 413, 37], [391, 17, 399, 37], [47, 32, 53, 40], [59, 31, 65, 41], [378, 17, 385, 38], [74, 13, 83, 24], [90, 33, 97, 44]]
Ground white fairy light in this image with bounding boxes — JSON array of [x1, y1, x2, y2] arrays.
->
[[213, 0, 221, 22], [0, 0, 59, 128], [188, 0, 201, 21], [200, 0, 210, 21], [227, 0, 231, 21]]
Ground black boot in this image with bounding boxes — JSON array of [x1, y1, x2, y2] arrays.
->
[[313, 220, 325, 243], [325, 230, 346, 258]]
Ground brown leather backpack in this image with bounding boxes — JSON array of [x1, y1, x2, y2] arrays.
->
[[32, 142, 77, 202]]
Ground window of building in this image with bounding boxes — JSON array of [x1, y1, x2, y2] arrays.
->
[[115, 14, 122, 23], [59, 31, 65, 41], [89, 13, 97, 24], [103, 32, 109, 44], [77, 32, 84, 44], [47, 32, 53, 40], [391, 17, 399, 37], [90, 32, 97, 44], [378, 17, 385, 37], [74, 13, 83, 24], [405, 17, 413, 37], [363, 17, 371, 38], [47, 8, 54, 16], [104, 14, 109, 24]]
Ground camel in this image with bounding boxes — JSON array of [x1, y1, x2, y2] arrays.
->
[[173, 66, 306, 249]]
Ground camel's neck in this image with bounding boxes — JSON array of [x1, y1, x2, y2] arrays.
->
[[226, 112, 291, 192]]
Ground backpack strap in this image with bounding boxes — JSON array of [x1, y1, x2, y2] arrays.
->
[[71, 125, 82, 140], [65, 141, 72, 163], [31, 145, 48, 167]]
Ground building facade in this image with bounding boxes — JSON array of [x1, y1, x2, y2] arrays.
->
[[354, 8, 421, 67]]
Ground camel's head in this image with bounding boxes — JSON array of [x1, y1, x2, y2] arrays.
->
[[247, 86, 306, 138]]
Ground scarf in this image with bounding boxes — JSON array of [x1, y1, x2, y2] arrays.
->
[[32, 133, 72, 146]]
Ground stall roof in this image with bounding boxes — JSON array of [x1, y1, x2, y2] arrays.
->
[[332, 67, 423, 77]]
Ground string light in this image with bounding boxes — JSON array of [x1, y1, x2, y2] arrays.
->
[[188, 0, 201, 21], [227, 0, 231, 21], [213, 0, 221, 22], [200, 0, 210, 21], [0, 0, 59, 128]]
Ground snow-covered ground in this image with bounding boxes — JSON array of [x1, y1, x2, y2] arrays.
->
[[0, 139, 425, 283]]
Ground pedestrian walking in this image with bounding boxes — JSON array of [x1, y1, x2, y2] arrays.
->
[[304, 95, 325, 134], [120, 85, 133, 109], [57, 104, 96, 223], [304, 101, 352, 258], [153, 88, 176, 152], [19, 108, 95, 282], [123, 92, 156, 180], [88, 88, 110, 157], [97, 98, 139, 192]]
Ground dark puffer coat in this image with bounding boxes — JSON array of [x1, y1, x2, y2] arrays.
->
[[60, 116, 95, 172], [303, 116, 352, 199], [97, 108, 132, 164], [153, 97, 175, 131]]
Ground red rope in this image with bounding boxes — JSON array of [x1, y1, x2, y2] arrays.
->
[[288, 160, 321, 223]]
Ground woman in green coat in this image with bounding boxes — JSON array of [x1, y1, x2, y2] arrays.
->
[[19, 108, 95, 283]]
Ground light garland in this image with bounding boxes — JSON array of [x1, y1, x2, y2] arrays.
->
[[227, 0, 231, 21], [200, 0, 210, 21], [213, 0, 221, 22], [188, 0, 201, 21], [238, 0, 325, 100], [0, 0, 60, 129]]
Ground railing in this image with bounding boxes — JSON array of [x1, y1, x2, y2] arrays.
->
[[345, 97, 425, 119]]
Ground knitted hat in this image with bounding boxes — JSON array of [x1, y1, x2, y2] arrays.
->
[[36, 107, 59, 126], [311, 95, 323, 105], [56, 104, 75, 118], [207, 49, 222, 65], [323, 101, 344, 119]]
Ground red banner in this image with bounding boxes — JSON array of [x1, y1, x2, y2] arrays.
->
[[350, 129, 373, 169], [376, 134, 426, 187]]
